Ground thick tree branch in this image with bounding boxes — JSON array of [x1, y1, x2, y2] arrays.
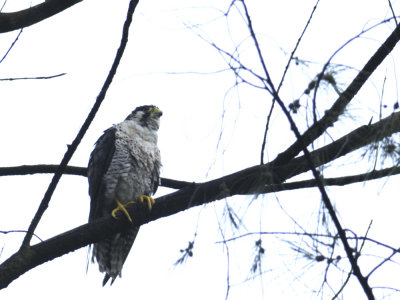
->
[[0, 183, 201, 289], [276, 111, 400, 181], [0, 0, 82, 33], [1, 112, 400, 288]]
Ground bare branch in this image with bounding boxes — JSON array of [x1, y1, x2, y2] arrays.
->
[[274, 21, 400, 166], [0, 173, 256, 288], [0, 0, 82, 33], [261, 0, 321, 163], [20, 0, 140, 249], [0, 164, 192, 190], [0, 28, 22, 63], [387, 0, 398, 26], [260, 167, 400, 193], [0, 164, 86, 176], [0, 73, 66, 81], [0, 230, 43, 242]]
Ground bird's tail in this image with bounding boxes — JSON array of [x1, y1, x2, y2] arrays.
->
[[92, 226, 140, 286]]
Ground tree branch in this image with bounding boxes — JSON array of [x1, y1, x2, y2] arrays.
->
[[20, 0, 140, 249], [0, 164, 191, 190], [1, 111, 400, 288], [0, 0, 82, 33], [261, 166, 400, 193], [0, 73, 66, 81], [274, 21, 400, 166], [0, 164, 87, 177]]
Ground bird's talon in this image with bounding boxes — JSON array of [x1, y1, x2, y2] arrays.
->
[[111, 199, 135, 222], [139, 195, 155, 210]]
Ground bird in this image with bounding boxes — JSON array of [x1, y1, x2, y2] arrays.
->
[[87, 105, 162, 286]]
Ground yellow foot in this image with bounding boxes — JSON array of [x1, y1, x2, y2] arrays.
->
[[139, 195, 155, 210], [111, 199, 135, 223]]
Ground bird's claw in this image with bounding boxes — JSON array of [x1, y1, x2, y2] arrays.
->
[[139, 195, 155, 210], [111, 199, 135, 223]]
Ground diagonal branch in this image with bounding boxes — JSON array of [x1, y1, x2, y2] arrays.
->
[[0, 0, 82, 33], [274, 21, 400, 166], [271, 111, 400, 188], [20, 0, 140, 249]]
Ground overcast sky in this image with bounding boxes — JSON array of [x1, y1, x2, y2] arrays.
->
[[0, 0, 399, 299]]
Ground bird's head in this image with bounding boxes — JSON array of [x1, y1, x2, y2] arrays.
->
[[125, 105, 162, 131]]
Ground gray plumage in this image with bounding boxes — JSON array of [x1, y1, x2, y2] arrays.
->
[[88, 105, 162, 286]]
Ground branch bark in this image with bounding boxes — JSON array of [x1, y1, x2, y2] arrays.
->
[[0, 0, 82, 33]]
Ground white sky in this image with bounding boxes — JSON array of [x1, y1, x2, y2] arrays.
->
[[0, 0, 400, 299]]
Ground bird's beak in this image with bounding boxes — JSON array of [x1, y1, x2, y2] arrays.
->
[[151, 107, 163, 118]]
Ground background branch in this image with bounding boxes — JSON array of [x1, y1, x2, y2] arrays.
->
[[261, 166, 400, 193], [274, 21, 400, 166]]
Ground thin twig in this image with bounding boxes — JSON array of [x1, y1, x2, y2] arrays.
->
[[0, 29, 22, 64], [0, 73, 66, 81], [387, 0, 398, 26], [259, 166, 400, 193], [0, 230, 42, 242], [260, 0, 321, 164]]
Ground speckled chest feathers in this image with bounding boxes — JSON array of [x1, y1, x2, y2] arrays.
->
[[103, 119, 161, 208]]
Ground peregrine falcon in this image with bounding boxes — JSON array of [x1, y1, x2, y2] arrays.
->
[[87, 105, 162, 286]]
